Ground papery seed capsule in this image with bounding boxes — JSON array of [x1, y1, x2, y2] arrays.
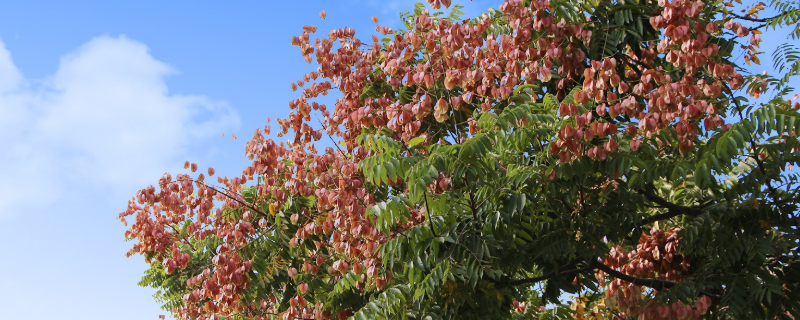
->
[[376, 278, 387, 290]]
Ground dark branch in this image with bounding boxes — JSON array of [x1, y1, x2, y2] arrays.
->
[[495, 258, 587, 287], [729, 12, 782, 23], [502, 265, 594, 287], [638, 188, 703, 225], [423, 189, 438, 237], [722, 85, 782, 206], [466, 172, 478, 220], [593, 260, 675, 290], [593, 261, 721, 303], [179, 178, 270, 218]]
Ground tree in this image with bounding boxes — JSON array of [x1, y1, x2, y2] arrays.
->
[[120, 0, 800, 319]]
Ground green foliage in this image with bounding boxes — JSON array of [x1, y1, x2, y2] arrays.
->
[[766, 0, 800, 39], [128, 1, 800, 319]]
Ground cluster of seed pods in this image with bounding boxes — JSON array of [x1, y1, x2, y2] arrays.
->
[[597, 227, 712, 319]]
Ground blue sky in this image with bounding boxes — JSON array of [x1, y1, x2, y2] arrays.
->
[[0, 1, 496, 319], [0, 1, 795, 319]]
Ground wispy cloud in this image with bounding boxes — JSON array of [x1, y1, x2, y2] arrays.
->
[[0, 35, 239, 217]]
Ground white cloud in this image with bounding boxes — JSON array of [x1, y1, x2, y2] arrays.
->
[[0, 35, 240, 216], [0, 39, 22, 92]]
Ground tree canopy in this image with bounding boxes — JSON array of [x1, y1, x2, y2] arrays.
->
[[120, 0, 800, 319]]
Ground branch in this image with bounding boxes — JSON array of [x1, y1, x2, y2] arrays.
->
[[178, 178, 271, 219], [722, 85, 782, 206], [391, 132, 438, 237], [593, 260, 675, 290], [465, 172, 478, 220], [593, 261, 721, 303], [729, 12, 782, 23], [502, 265, 594, 287], [495, 257, 586, 287], [168, 224, 197, 252], [638, 188, 703, 225], [423, 189, 438, 237], [495, 259, 724, 303]]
